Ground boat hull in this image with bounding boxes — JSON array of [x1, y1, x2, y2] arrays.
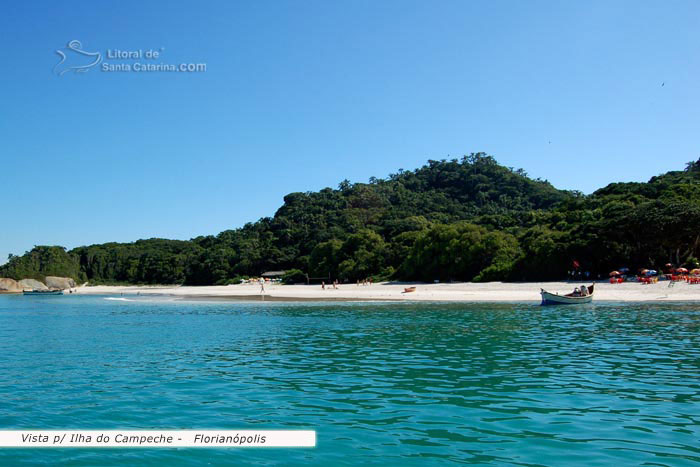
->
[[23, 290, 64, 296]]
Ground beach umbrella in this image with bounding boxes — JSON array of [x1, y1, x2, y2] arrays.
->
[[640, 269, 649, 275], [691, 268, 700, 275], [646, 270, 657, 276], [609, 270, 620, 277], [677, 267, 688, 273], [665, 263, 673, 268]]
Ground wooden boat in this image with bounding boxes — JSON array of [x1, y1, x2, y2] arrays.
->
[[540, 284, 594, 305], [23, 289, 64, 296]]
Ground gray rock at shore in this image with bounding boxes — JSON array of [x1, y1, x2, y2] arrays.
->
[[19, 279, 49, 291], [0, 278, 22, 292], [45, 276, 76, 290]]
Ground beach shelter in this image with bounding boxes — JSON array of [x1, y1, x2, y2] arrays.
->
[[677, 267, 689, 274], [609, 270, 621, 277], [690, 268, 700, 275]]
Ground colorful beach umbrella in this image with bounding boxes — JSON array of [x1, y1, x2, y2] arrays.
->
[[640, 269, 649, 275], [691, 269, 700, 275], [646, 270, 657, 276], [677, 267, 688, 273], [609, 270, 621, 277]]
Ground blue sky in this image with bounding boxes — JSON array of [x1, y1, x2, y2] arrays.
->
[[1, 1, 699, 263]]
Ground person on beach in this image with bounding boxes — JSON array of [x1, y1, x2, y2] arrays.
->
[[259, 278, 265, 293], [321, 281, 325, 290]]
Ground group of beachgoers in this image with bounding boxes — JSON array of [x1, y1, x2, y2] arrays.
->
[[608, 265, 700, 284], [321, 280, 340, 290], [320, 278, 374, 290], [569, 285, 590, 297]]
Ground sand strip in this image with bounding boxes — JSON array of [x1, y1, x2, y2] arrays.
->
[[68, 281, 700, 303]]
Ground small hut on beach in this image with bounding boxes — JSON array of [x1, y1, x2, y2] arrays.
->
[[261, 271, 287, 282]]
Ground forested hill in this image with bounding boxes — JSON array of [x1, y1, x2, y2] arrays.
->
[[3, 154, 699, 284]]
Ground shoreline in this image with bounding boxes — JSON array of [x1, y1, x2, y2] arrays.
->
[[66, 281, 700, 303]]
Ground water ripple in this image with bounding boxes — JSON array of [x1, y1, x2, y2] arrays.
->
[[0, 297, 699, 465]]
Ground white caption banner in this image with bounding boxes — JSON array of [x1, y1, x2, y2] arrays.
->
[[0, 430, 315, 448]]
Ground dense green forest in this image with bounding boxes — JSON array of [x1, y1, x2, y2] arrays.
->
[[3, 154, 699, 284]]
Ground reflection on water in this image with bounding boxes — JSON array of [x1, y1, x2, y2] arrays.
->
[[0, 296, 699, 465]]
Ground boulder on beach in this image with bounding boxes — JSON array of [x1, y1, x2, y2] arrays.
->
[[0, 278, 22, 292], [18, 279, 49, 291], [45, 276, 76, 290]]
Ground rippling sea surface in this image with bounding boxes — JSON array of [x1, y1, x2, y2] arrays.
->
[[1, 295, 699, 466]]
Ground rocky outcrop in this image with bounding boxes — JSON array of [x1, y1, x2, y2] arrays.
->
[[44, 276, 76, 290], [18, 279, 48, 291], [0, 278, 22, 292]]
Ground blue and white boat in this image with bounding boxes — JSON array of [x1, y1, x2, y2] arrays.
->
[[540, 284, 594, 305], [23, 290, 64, 296]]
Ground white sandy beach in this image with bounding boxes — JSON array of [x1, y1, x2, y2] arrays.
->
[[73, 281, 700, 302]]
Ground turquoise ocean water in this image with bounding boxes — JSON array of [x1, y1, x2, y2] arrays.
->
[[0, 295, 699, 466]]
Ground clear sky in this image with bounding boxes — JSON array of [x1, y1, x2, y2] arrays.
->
[[2, 1, 699, 263]]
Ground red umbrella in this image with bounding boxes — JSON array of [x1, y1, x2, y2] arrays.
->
[[677, 267, 688, 274], [609, 270, 621, 277]]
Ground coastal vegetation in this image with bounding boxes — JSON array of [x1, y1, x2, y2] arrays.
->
[[2, 246, 84, 282], [3, 154, 699, 284]]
